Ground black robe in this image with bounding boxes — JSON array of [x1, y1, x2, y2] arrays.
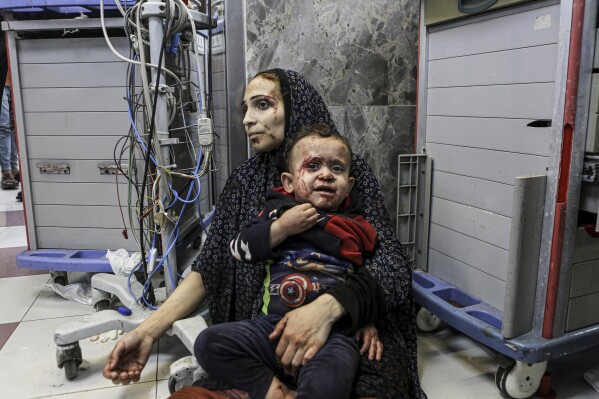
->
[[192, 69, 426, 399]]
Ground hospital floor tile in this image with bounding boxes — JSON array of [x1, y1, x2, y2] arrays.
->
[[0, 246, 47, 278], [0, 322, 18, 351], [417, 327, 599, 398], [157, 378, 171, 399], [33, 380, 158, 399], [23, 286, 95, 321], [0, 188, 22, 212], [0, 209, 24, 227], [0, 274, 49, 323], [0, 316, 160, 399], [0, 225, 27, 248], [418, 331, 501, 398]]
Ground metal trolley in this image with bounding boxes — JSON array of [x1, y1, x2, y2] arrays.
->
[[400, 0, 599, 398], [0, 0, 219, 386]]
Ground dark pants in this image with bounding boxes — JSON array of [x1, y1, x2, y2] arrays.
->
[[195, 314, 360, 399]]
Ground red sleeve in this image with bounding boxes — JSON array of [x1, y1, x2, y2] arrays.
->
[[323, 215, 376, 266]]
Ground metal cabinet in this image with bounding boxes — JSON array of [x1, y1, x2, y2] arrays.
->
[[3, 18, 209, 253], [410, 0, 599, 396], [424, 0, 536, 25]]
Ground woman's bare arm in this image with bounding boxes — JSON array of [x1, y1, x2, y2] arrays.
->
[[103, 271, 206, 384]]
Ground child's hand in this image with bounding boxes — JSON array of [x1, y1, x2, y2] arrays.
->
[[355, 324, 383, 361], [277, 203, 318, 236]]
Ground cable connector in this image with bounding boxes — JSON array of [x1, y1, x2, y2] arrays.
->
[[197, 116, 214, 146]]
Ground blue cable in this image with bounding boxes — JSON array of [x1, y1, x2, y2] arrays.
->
[[158, 147, 205, 288], [124, 31, 208, 304], [166, 147, 204, 209]]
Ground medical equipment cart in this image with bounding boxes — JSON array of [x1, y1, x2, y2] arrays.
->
[[1, 0, 212, 285], [399, 0, 599, 397], [0, 0, 225, 384]]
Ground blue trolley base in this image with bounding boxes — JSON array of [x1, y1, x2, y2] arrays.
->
[[413, 271, 599, 364], [17, 249, 113, 273]]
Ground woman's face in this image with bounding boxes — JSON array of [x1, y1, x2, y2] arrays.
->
[[242, 76, 286, 153]]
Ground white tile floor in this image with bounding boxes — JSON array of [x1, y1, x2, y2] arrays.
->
[[1, 184, 599, 398]]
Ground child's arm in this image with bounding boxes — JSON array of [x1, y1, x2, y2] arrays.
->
[[355, 323, 383, 361], [230, 203, 318, 263], [269, 203, 318, 248]]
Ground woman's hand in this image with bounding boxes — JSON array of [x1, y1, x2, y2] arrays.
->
[[268, 294, 345, 376], [355, 324, 383, 361], [103, 329, 154, 384]]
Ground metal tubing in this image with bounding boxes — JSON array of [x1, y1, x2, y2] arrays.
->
[[146, 0, 178, 296], [542, 0, 585, 339]]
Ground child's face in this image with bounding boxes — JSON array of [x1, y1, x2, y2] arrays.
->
[[282, 136, 355, 211]]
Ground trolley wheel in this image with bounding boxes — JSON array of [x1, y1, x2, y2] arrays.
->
[[168, 375, 178, 394], [495, 360, 547, 399], [94, 299, 111, 312], [416, 307, 441, 332], [57, 342, 82, 380], [63, 359, 79, 380], [51, 271, 68, 286]]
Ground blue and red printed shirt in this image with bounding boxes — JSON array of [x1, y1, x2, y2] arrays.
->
[[229, 187, 377, 316]]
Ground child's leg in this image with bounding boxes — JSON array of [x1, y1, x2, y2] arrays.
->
[[294, 331, 360, 399], [194, 315, 288, 399]]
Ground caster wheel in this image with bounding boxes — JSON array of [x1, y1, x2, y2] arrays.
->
[[94, 299, 110, 312], [169, 375, 178, 394], [495, 362, 516, 396], [63, 359, 79, 380], [57, 342, 82, 380], [51, 271, 68, 286], [495, 360, 547, 399], [416, 307, 441, 332]]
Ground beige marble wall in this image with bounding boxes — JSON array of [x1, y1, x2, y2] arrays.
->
[[246, 0, 419, 227]]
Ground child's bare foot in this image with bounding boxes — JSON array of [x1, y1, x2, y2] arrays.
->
[[265, 376, 297, 399]]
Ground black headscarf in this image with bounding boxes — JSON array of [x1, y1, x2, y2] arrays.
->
[[192, 69, 425, 399]]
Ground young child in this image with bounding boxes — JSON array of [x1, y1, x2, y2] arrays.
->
[[195, 124, 382, 399]]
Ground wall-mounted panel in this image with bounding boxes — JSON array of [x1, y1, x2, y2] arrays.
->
[[429, 223, 509, 281], [428, 143, 550, 185], [427, 83, 555, 119], [428, 4, 559, 59], [428, 44, 557, 88], [24, 112, 131, 136], [432, 170, 514, 217], [430, 197, 511, 249], [426, 116, 553, 156]]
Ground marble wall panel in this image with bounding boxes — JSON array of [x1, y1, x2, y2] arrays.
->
[[246, 0, 418, 106], [245, 0, 419, 229]]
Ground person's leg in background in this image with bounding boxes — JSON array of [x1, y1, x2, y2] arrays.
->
[[0, 85, 18, 190]]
